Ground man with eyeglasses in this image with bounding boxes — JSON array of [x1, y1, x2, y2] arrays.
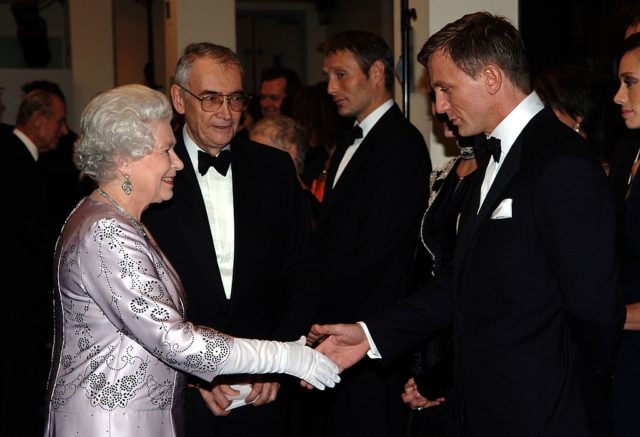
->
[[144, 42, 320, 437]]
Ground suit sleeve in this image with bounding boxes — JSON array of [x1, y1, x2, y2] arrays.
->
[[77, 216, 233, 381], [536, 154, 624, 372], [365, 259, 454, 366]]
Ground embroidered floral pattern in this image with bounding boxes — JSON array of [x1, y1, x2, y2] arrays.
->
[[48, 201, 232, 419]]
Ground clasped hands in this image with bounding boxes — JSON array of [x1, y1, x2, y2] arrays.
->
[[198, 375, 281, 416]]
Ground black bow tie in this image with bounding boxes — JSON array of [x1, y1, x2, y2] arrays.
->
[[484, 136, 502, 163], [344, 125, 363, 146], [198, 149, 231, 176]]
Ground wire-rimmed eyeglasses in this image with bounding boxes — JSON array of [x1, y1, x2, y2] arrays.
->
[[177, 84, 250, 112]]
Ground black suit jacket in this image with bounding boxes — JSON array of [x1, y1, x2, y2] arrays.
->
[[3, 132, 51, 436], [144, 133, 319, 341], [303, 103, 430, 437], [368, 108, 623, 436]]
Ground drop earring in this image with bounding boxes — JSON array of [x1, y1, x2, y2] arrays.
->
[[122, 173, 133, 196], [573, 122, 581, 133]]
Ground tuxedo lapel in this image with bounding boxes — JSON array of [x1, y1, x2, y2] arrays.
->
[[320, 143, 349, 216], [228, 137, 258, 296], [322, 135, 376, 213], [321, 107, 399, 219]]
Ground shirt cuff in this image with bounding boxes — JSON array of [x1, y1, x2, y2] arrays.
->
[[357, 321, 382, 359]]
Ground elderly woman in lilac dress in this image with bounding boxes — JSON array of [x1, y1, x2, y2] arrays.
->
[[44, 84, 339, 437]]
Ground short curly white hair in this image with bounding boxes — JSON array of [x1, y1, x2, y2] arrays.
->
[[74, 84, 172, 183]]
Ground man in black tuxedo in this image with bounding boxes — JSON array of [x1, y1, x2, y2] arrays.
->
[[304, 31, 431, 437], [3, 89, 68, 437], [311, 13, 623, 437], [143, 43, 319, 437]]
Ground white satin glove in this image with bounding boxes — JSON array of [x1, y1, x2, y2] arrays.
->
[[220, 336, 340, 390]]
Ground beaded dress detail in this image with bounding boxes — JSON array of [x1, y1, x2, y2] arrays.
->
[[45, 197, 233, 437]]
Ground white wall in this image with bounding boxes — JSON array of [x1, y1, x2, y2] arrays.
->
[[68, 0, 115, 131], [393, 0, 519, 170], [164, 0, 236, 89], [112, 0, 165, 88]]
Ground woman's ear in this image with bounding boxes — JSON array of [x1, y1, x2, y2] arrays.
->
[[482, 64, 502, 95], [115, 154, 132, 174]]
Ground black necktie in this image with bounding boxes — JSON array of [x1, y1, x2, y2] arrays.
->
[[198, 149, 231, 176], [485, 136, 502, 163], [344, 125, 363, 146]]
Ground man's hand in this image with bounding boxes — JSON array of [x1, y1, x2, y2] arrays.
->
[[198, 384, 236, 416], [249, 379, 280, 406], [401, 377, 445, 410], [312, 323, 370, 370]]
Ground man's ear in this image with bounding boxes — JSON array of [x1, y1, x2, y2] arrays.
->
[[171, 84, 186, 115], [369, 59, 386, 88], [32, 110, 47, 130], [482, 64, 502, 95], [289, 143, 298, 162]]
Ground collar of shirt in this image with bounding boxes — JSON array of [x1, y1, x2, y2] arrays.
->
[[183, 125, 231, 179], [489, 92, 545, 160], [478, 92, 544, 211], [13, 128, 39, 161], [356, 99, 394, 142], [332, 100, 394, 188]]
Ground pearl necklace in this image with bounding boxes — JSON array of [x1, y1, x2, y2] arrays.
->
[[97, 188, 148, 240]]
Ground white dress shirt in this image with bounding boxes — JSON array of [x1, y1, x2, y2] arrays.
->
[[479, 92, 545, 209], [333, 99, 395, 187], [183, 126, 235, 299]]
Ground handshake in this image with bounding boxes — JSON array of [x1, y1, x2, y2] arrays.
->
[[226, 323, 371, 391], [199, 324, 372, 416]]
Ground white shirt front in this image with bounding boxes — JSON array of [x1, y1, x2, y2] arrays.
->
[[479, 92, 545, 210], [13, 128, 39, 161], [333, 99, 395, 187], [183, 126, 235, 299]]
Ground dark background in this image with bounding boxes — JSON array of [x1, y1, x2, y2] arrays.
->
[[520, 0, 635, 77], [519, 0, 638, 160]]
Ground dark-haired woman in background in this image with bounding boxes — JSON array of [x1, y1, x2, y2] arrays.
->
[[611, 32, 640, 437], [533, 64, 617, 173]]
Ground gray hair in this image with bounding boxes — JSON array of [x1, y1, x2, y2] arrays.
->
[[250, 114, 306, 173], [174, 42, 243, 87], [15, 90, 59, 125], [74, 84, 172, 183]]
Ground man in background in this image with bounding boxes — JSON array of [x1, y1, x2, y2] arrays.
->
[[259, 66, 301, 118], [3, 88, 69, 437], [304, 30, 431, 437]]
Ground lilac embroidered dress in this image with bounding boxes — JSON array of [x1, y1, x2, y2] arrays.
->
[[45, 198, 232, 437]]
